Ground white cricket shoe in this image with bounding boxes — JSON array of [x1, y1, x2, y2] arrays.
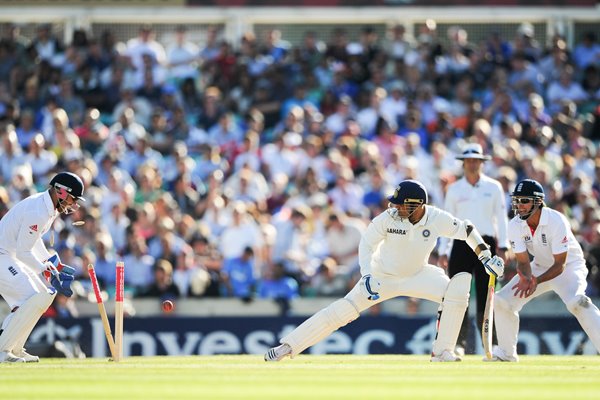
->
[[264, 343, 292, 362], [482, 347, 518, 362], [431, 350, 462, 362], [0, 351, 26, 363], [14, 349, 40, 363]]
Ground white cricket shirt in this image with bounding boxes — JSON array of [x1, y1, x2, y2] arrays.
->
[[508, 207, 585, 271], [359, 205, 472, 278], [0, 191, 58, 272], [440, 175, 509, 256]]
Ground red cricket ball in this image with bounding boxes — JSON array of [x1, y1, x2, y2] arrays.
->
[[162, 300, 174, 312]]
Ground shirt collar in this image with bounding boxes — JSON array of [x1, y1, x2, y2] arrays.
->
[[43, 190, 58, 218], [414, 206, 429, 227], [538, 207, 549, 226]]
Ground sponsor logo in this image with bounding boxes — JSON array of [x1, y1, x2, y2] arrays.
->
[[422, 229, 430, 237], [542, 234, 547, 245], [561, 236, 568, 244], [8, 266, 18, 276], [29, 225, 38, 232], [387, 228, 406, 235], [524, 235, 531, 242], [30, 316, 600, 357]]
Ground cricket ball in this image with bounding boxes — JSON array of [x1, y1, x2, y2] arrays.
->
[[162, 300, 174, 312]]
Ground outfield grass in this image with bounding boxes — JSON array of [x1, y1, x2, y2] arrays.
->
[[1, 355, 599, 400]]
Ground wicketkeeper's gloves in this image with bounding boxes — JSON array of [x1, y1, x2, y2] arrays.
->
[[47, 262, 76, 297]]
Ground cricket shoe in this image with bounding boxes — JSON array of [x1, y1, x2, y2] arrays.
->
[[431, 350, 462, 362], [14, 349, 40, 363], [482, 347, 518, 362], [264, 343, 292, 362], [0, 351, 25, 363]]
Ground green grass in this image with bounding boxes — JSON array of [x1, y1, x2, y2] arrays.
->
[[1, 355, 599, 400]]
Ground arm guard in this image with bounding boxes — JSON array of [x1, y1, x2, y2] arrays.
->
[[464, 219, 491, 258]]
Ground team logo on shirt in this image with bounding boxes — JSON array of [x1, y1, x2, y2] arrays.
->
[[29, 225, 38, 232], [422, 229, 431, 237]]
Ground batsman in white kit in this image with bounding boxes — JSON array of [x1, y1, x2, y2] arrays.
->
[[491, 179, 600, 361], [265, 180, 504, 362], [0, 172, 83, 362]]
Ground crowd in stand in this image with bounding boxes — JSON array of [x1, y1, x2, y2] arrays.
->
[[0, 21, 599, 311]]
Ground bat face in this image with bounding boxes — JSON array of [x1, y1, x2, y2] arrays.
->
[[482, 275, 496, 359]]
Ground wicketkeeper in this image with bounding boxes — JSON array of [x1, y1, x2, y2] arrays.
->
[[0, 172, 83, 362], [265, 180, 504, 362]]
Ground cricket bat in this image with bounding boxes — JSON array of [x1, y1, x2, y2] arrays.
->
[[482, 274, 496, 359]]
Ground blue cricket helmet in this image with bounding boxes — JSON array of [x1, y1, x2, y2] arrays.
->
[[512, 179, 544, 199], [387, 179, 428, 206]]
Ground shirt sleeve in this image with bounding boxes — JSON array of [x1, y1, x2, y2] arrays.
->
[[551, 215, 570, 255], [358, 212, 387, 276], [435, 209, 466, 240], [438, 186, 457, 257], [15, 212, 47, 273], [32, 236, 52, 264], [508, 220, 527, 254]]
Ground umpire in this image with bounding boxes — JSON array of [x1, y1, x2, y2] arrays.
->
[[439, 143, 509, 355]]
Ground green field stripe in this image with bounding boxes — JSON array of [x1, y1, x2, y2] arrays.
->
[[1, 355, 599, 400]]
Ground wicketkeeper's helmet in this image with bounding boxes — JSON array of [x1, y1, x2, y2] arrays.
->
[[49, 172, 85, 214]]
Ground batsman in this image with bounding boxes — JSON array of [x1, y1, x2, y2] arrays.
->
[[265, 180, 504, 362], [0, 172, 83, 362]]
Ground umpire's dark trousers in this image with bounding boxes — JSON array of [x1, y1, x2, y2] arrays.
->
[[448, 236, 497, 353]]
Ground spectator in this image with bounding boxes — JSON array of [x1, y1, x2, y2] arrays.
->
[[258, 262, 299, 301], [221, 246, 256, 299], [140, 259, 181, 299]]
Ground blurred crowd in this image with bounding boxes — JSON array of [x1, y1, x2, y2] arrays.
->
[[0, 21, 599, 313]]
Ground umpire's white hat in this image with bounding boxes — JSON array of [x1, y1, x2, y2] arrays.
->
[[456, 143, 491, 161]]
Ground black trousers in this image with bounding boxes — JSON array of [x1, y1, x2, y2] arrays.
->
[[448, 236, 497, 352]]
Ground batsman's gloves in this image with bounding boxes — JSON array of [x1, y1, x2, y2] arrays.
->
[[478, 250, 504, 278], [360, 274, 381, 301]]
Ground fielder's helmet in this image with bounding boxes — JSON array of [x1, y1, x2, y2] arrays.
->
[[512, 179, 544, 199], [388, 179, 428, 206], [50, 172, 85, 200], [511, 179, 544, 220]]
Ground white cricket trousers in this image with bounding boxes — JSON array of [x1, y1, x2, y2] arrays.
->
[[281, 265, 451, 356], [495, 261, 600, 357], [0, 255, 48, 309]]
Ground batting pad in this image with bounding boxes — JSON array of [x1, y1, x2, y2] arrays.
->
[[0, 290, 55, 353], [432, 272, 471, 356], [281, 298, 359, 356]]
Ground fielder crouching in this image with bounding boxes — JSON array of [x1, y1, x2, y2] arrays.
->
[[265, 179, 504, 362], [0, 172, 83, 363]]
